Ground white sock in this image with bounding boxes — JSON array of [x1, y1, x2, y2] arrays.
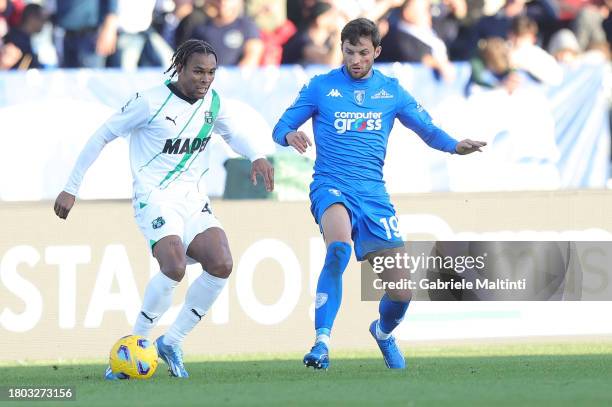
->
[[163, 271, 227, 346], [376, 320, 392, 340], [316, 334, 330, 346], [133, 272, 178, 337]]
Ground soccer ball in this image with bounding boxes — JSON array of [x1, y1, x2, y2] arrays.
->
[[109, 335, 158, 379]]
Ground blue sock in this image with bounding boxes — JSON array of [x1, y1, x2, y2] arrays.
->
[[378, 293, 410, 334], [314, 242, 352, 339]]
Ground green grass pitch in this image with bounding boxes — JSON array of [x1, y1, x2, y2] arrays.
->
[[1, 341, 611, 407]]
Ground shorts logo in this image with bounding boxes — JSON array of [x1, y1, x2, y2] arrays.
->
[[152, 217, 165, 229], [328, 188, 341, 196], [315, 293, 328, 309], [354, 90, 365, 105]]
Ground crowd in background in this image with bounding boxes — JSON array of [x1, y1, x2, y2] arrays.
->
[[0, 0, 610, 90]]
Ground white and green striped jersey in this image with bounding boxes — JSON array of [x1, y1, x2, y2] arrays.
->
[[65, 82, 265, 200]]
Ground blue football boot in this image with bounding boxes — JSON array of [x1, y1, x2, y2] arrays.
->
[[104, 365, 129, 380], [155, 335, 189, 378], [303, 341, 330, 370], [369, 320, 406, 369]]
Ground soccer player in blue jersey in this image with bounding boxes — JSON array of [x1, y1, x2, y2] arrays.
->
[[272, 18, 486, 370]]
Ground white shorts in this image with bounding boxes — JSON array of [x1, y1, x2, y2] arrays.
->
[[133, 188, 223, 264]]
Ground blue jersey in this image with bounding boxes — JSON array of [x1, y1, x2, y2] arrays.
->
[[272, 66, 458, 195]]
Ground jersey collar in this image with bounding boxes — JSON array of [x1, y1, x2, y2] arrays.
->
[[341, 65, 375, 83], [166, 81, 199, 105]]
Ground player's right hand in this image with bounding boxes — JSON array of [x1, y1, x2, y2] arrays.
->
[[286, 131, 312, 154], [54, 191, 76, 220]]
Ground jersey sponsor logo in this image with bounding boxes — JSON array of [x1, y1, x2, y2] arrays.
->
[[333, 111, 382, 134], [354, 90, 365, 105], [165, 115, 177, 125], [328, 188, 341, 196], [326, 89, 342, 97], [372, 89, 394, 99], [151, 216, 165, 229], [162, 137, 211, 154]]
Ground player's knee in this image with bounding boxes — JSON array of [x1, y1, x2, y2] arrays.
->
[[324, 241, 352, 276], [160, 253, 187, 282], [161, 263, 186, 282], [205, 257, 233, 279]]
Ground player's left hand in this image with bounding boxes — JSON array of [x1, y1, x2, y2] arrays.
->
[[455, 139, 487, 155], [251, 158, 274, 192]]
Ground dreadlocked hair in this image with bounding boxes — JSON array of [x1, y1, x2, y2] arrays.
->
[[164, 39, 218, 79]]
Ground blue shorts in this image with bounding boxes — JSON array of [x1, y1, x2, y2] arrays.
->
[[310, 186, 404, 261]]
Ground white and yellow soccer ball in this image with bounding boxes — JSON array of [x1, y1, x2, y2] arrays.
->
[[109, 335, 158, 379]]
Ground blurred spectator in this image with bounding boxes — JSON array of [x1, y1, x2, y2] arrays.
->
[[0, 41, 20, 67], [191, 0, 263, 66], [106, 0, 173, 69], [509, 15, 562, 85], [379, 0, 454, 80], [1, 0, 25, 34], [476, 0, 560, 48], [476, 0, 526, 41], [53, 0, 118, 68], [0, 0, 6, 38], [430, 0, 472, 60], [248, 0, 296, 65], [175, 0, 207, 49], [286, 0, 317, 30], [464, 0, 485, 22], [467, 37, 520, 94], [106, 0, 155, 68], [281, 1, 343, 66], [548, 28, 581, 62], [334, 0, 405, 21], [1, 0, 24, 39], [1, 2, 44, 69], [572, 0, 611, 51], [431, 0, 467, 44], [158, 0, 194, 49], [556, 0, 591, 21]]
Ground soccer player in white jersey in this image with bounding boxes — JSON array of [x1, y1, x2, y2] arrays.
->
[[53, 40, 274, 379]]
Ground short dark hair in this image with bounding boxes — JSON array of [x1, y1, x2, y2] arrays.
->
[[21, 3, 44, 23], [341, 18, 381, 48], [165, 39, 218, 79]]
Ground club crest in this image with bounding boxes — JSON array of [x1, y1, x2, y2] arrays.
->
[[204, 111, 213, 124], [354, 90, 365, 105]]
